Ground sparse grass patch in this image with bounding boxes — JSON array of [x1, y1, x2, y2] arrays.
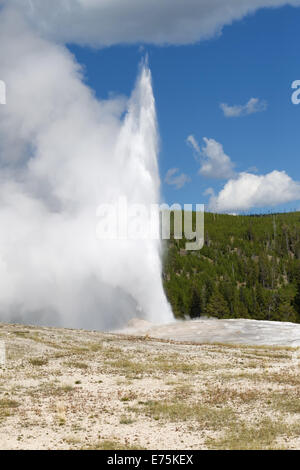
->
[[61, 385, 74, 392], [29, 358, 48, 366], [84, 439, 144, 450], [165, 379, 178, 385], [0, 398, 20, 420], [272, 392, 300, 414], [0, 398, 20, 409], [29, 382, 74, 398], [120, 414, 135, 424], [242, 351, 291, 360], [63, 436, 82, 446], [65, 346, 89, 355], [137, 399, 235, 430], [206, 418, 299, 450], [102, 346, 124, 359], [107, 358, 148, 376], [88, 343, 103, 352], [202, 386, 263, 406], [267, 371, 300, 386], [172, 384, 194, 400], [65, 361, 89, 370], [108, 356, 209, 376], [12, 330, 30, 337], [245, 361, 265, 369], [154, 359, 199, 374], [24, 333, 62, 349], [119, 391, 137, 402]]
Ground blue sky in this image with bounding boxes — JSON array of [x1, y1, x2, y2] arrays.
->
[[68, 5, 300, 213]]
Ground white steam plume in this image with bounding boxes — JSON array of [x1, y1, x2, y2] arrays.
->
[[0, 8, 173, 329]]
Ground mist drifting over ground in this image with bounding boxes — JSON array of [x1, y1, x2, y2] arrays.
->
[[0, 6, 173, 329]]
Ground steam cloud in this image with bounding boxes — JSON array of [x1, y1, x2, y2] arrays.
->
[[0, 7, 173, 329]]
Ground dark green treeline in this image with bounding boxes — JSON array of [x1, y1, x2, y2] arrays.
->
[[162, 212, 300, 323]]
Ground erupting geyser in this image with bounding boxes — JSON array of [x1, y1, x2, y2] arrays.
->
[[0, 8, 173, 329]]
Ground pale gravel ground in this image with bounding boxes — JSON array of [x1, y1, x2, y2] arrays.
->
[[0, 321, 299, 450]]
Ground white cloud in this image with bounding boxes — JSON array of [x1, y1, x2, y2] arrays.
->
[[3, 0, 300, 46], [246, 165, 259, 173], [199, 137, 235, 179], [186, 135, 200, 154], [186, 136, 235, 179], [209, 171, 300, 212], [165, 168, 191, 189], [220, 98, 267, 118]]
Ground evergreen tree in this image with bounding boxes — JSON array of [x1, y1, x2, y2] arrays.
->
[[293, 281, 300, 315], [277, 302, 298, 323], [205, 291, 230, 319], [190, 287, 201, 318]]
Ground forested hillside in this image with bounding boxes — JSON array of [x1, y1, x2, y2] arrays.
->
[[163, 212, 300, 322]]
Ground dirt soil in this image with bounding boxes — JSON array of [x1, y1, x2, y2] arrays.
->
[[0, 321, 299, 450]]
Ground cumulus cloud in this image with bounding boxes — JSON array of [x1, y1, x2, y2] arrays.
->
[[2, 0, 300, 46], [186, 135, 200, 154], [165, 168, 191, 189], [187, 135, 235, 179], [188, 136, 235, 179], [209, 171, 300, 212], [220, 98, 267, 118], [200, 138, 235, 179], [189, 136, 300, 213]]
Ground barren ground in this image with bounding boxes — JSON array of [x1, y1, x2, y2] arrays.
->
[[0, 321, 299, 450]]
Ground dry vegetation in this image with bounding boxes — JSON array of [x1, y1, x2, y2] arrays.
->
[[0, 322, 299, 450]]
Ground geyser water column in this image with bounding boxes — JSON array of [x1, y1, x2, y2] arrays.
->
[[0, 7, 173, 330], [109, 61, 174, 327]]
